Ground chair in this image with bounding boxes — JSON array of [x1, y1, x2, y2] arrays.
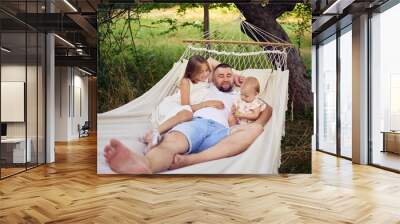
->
[[79, 121, 90, 138]]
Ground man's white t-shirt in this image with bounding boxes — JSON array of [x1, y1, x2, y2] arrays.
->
[[193, 85, 237, 127]]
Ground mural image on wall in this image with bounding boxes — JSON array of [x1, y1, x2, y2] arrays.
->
[[96, 2, 312, 174]]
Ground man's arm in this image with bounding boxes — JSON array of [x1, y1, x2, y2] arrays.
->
[[191, 102, 207, 112], [254, 104, 273, 127], [191, 100, 225, 112]]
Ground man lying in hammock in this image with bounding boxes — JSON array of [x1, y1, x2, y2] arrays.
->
[[103, 63, 273, 174]]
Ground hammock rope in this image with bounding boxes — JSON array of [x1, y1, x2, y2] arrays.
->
[[180, 18, 292, 71]]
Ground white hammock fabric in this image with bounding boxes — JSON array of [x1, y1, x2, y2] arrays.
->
[[97, 59, 289, 174], [97, 19, 291, 174]]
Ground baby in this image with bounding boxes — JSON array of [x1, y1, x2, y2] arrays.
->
[[229, 76, 266, 126]]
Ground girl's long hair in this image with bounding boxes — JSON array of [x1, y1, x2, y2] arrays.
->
[[183, 55, 210, 83]]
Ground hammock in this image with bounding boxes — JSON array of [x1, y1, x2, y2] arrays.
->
[[97, 20, 291, 174]]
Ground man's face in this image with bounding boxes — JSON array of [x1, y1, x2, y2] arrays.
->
[[213, 67, 234, 92]]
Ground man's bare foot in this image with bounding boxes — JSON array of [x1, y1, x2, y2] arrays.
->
[[104, 138, 152, 174], [169, 154, 193, 170]]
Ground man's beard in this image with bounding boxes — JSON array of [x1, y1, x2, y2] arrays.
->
[[217, 85, 233, 92]]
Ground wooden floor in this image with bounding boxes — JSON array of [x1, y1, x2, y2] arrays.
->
[[0, 135, 400, 223], [1, 163, 44, 178], [1, 167, 26, 177], [372, 150, 400, 171]]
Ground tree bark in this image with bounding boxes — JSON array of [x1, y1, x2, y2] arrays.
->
[[235, 3, 312, 115], [204, 3, 210, 50], [204, 3, 210, 39]]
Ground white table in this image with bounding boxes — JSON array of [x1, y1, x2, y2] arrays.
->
[[1, 138, 32, 163]]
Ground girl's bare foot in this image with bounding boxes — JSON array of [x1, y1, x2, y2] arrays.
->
[[142, 129, 162, 153], [141, 129, 153, 144], [104, 138, 152, 174]]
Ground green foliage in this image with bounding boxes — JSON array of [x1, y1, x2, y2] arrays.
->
[[151, 18, 203, 35], [280, 3, 312, 52], [98, 4, 312, 112], [98, 4, 193, 113], [137, 3, 176, 12], [151, 18, 179, 34], [176, 3, 236, 15], [279, 3, 312, 78]]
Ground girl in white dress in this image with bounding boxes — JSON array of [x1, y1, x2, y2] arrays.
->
[[144, 55, 225, 149]]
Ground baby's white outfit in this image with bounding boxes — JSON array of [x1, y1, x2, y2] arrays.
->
[[234, 96, 266, 124]]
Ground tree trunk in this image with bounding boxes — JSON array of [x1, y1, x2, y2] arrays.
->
[[235, 3, 312, 115], [204, 3, 210, 39], [204, 3, 210, 50]]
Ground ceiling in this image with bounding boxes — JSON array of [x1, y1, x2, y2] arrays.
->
[[0, 0, 100, 74], [312, 0, 390, 42], [1, 0, 311, 75]]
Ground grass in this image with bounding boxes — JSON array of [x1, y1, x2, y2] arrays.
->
[[109, 6, 311, 77], [98, 6, 312, 112], [279, 114, 312, 173]]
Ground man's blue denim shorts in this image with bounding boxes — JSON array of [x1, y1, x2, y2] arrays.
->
[[169, 117, 230, 154]]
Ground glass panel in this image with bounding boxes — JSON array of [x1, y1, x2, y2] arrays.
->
[[26, 0, 39, 169], [390, 75, 400, 130], [38, 32, 45, 165], [0, 7, 2, 179], [371, 4, 400, 171], [0, 0, 46, 178], [318, 35, 337, 154], [339, 27, 352, 158], [27, 30, 38, 169], [1, 30, 27, 177]]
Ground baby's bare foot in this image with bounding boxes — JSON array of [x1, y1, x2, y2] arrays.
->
[[104, 138, 151, 174]]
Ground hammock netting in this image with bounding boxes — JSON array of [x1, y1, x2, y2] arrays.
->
[[181, 20, 291, 71]]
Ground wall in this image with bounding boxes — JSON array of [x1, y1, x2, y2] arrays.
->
[[1, 65, 26, 138], [1, 64, 43, 137], [55, 66, 89, 141], [1, 63, 45, 164], [55, 66, 69, 141]]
